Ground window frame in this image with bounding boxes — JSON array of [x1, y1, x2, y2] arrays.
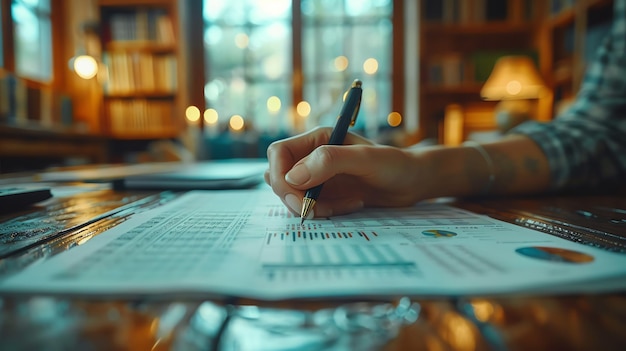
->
[[0, 0, 64, 89]]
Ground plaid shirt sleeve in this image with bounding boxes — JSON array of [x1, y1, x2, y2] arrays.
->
[[510, 0, 626, 190]]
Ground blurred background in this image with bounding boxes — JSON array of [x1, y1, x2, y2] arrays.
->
[[0, 0, 614, 172]]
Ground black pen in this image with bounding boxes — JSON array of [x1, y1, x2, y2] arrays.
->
[[300, 79, 362, 224]]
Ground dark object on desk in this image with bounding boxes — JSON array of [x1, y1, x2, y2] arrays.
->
[[113, 159, 268, 190], [0, 187, 52, 214]]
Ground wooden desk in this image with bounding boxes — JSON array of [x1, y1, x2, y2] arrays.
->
[[0, 188, 625, 350]]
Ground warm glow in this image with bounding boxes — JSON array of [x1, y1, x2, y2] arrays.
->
[[229, 114, 245, 131], [442, 313, 477, 351], [235, 33, 249, 49], [334, 56, 349, 71], [204, 108, 218, 125], [387, 112, 402, 127], [481, 56, 546, 100], [443, 104, 464, 146], [76, 235, 94, 246], [267, 96, 282, 113], [296, 101, 311, 117], [470, 300, 494, 322], [185, 106, 201, 123], [506, 80, 522, 95], [470, 299, 504, 323], [73, 55, 98, 79], [363, 58, 379, 75]]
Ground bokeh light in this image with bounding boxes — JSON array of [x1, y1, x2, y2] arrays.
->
[[334, 56, 349, 71], [204, 108, 218, 125], [296, 101, 311, 117], [229, 114, 245, 131], [387, 111, 402, 127], [185, 106, 201, 123], [363, 58, 379, 75], [267, 96, 282, 113]]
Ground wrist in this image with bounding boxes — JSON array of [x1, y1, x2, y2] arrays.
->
[[405, 145, 451, 201], [407, 145, 491, 200]]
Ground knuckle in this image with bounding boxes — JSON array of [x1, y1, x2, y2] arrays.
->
[[312, 145, 338, 169], [265, 140, 281, 158], [311, 126, 332, 134], [311, 126, 334, 142]]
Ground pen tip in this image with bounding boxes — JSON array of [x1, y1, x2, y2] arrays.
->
[[352, 79, 362, 88], [300, 217, 305, 225]]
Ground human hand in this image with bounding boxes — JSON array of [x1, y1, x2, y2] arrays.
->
[[265, 127, 425, 218]]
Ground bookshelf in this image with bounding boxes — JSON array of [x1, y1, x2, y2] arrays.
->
[[418, 0, 541, 142], [98, 0, 183, 139], [537, 0, 613, 117]]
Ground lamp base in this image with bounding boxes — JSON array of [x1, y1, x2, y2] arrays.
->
[[494, 100, 534, 132]]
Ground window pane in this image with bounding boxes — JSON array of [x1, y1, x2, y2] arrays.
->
[[302, 0, 392, 19], [302, 0, 393, 136], [302, 24, 347, 76], [204, 0, 292, 134], [203, 0, 393, 138], [11, 0, 52, 81], [248, 23, 291, 79], [205, 25, 247, 71]]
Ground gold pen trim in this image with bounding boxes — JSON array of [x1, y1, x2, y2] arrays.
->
[[300, 197, 316, 224]]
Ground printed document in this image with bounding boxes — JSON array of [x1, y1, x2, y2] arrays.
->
[[2, 188, 625, 299]]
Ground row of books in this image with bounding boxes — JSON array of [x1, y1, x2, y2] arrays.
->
[[423, 0, 537, 23], [426, 54, 473, 86], [102, 8, 175, 44], [106, 99, 175, 136], [103, 52, 177, 95], [0, 73, 73, 127]]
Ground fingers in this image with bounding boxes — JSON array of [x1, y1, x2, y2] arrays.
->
[[266, 128, 328, 215], [266, 127, 376, 216], [263, 168, 271, 186], [285, 144, 384, 190]]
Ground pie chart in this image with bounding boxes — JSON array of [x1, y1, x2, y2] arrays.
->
[[515, 246, 594, 264], [421, 229, 458, 238]]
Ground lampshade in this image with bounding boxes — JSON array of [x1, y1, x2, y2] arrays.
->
[[480, 56, 546, 101]]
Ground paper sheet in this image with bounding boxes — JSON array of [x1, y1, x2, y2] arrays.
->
[[2, 187, 625, 299]]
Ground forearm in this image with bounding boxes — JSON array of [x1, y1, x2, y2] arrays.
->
[[412, 135, 551, 199]]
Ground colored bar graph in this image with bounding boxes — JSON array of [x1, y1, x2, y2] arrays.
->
[[266, 230, 380, 244]]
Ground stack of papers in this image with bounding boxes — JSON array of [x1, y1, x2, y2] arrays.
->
[[2, 187, 625, 299]]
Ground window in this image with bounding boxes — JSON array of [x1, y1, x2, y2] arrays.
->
[[203, 0, 293, 134], [203, 0, 395, 137], [11, 0, 52, 82], [301, 0, 393, 137]]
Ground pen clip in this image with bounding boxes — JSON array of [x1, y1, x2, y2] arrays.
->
[[350, 99, 361, 127]]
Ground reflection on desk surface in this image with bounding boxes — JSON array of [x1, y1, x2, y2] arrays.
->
[[0, 188, 177, 265], [1, 294, 625, 350]]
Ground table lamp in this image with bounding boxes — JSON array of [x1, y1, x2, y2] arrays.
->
[[480, 56, 546, 132]]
